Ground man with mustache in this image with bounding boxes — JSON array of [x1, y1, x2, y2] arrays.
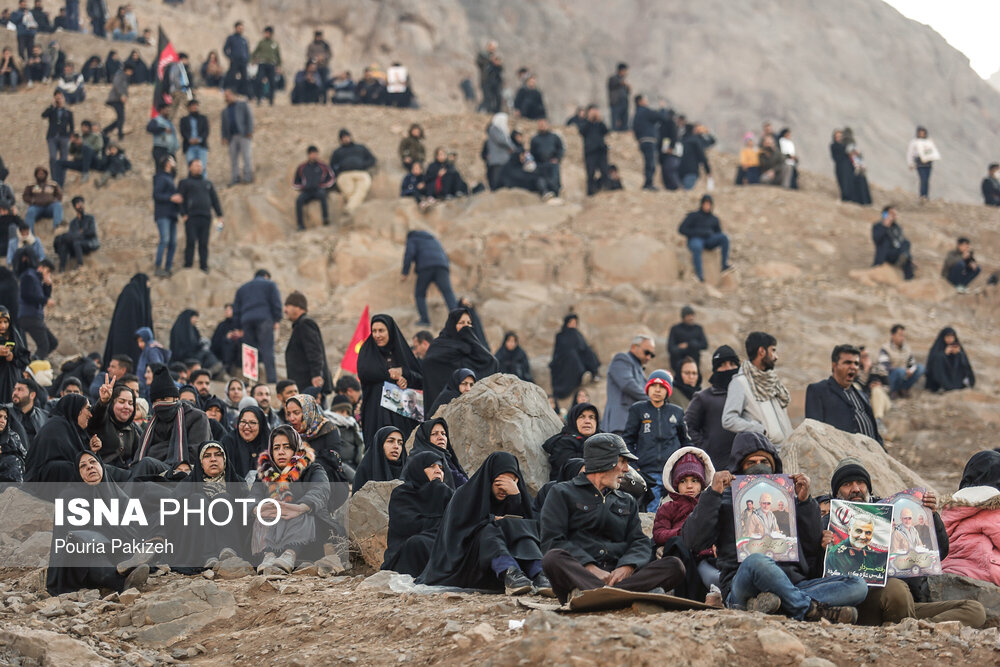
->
[[805, 344, 882, 445]]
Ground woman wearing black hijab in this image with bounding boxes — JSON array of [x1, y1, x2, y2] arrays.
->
[[103, 273, 153, 370], [925, 327, 975, 393], [0, 266, 20, 322], [88, 382, 141, 469], [548, 314, 600, 405], [25, 393, 91, 483], [382, 451, 454, 576], [495, 331, 533, 382], [0, 404, 28, 482], [422, 307, 499, 407], [417, 451, 551, 595], [0, 304, 30, 404], [427, 367, 475, 417], [356, 314, 424, 448], [352, 425, 407, 493], [221, 405, 270, 480], [169, 309, 222, 374], [410, 417, 468, 488], [541, 402, 599, 480], [46, 451, 150, 596]]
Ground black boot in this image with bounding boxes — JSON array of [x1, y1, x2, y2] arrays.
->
[[502, 567, 532, 596]]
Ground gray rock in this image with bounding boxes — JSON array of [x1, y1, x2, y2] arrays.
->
[[0, 488, 53, 541], [0, 624, 111, 665], [348, 480, 403, 569], [927, 573, 1000, 623], [120, 580, 236, 647], [781, 419, 934, 496], [435, 374, 564, 493], [756, 627, 805, 664]]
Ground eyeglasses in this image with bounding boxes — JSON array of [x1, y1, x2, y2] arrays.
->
[[238, 420, 258, 427]]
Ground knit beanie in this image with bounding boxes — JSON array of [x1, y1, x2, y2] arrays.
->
[[330, 394, 353, 411], [644, 369, 673, 397], [830, 457, 872, 497], [671, 452, 706, 489], [285, 291, 308, 311], [149, 364, 180, 403], [711, 345, 740, 371]]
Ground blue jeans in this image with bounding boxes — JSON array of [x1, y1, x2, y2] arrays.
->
[[916, 165, 931, 198], [727, 553, 868, 619], [185, 146, 208, 174], [645, 472, 663, 512], [414, 266, 457, 324], [681, 173, 699, 190], [889, 365, 924, 394], [243, 319, 276, 382], [687, 234, 730, 281], [155, 217, 177, 270], [25, 203, 64, 232], [112, 29, 137, 42]]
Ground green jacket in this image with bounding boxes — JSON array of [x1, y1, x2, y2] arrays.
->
[[251, 38, 281, 66]]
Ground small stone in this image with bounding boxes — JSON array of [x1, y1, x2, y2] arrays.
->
[[202, 569, 216, 580], [118, 588, 141, 605], [443, 620, 462, 635], [630, 625, 652, 638], [630, 601, 664, 615], [801, 658, 837, 667], [756, 628, 805, 664], [468, 622, 497, 643], [934, 621, 961, 636], [453, 633, 471, 649], [70, 624, 91, 636]]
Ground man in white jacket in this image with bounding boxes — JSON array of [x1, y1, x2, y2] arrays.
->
[[722, 331, 793, 447]]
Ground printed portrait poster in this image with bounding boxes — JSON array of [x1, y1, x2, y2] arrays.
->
[[824, 500, 892, 586], [379, 381, 425, 422], [241, 344, 259, 382], [732, 475, 798, 563], [882, 489, 942, 578]]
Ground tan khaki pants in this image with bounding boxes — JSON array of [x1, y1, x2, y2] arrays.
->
[[338, 171, 372, 215]]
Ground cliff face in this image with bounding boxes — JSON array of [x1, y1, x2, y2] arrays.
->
[[154, 0, 1000, 202]]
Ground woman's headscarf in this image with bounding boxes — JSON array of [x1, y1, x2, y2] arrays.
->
[[0, 405, 27, 459], [357, 314, 420, 372], [410, 418, 466, 489], [107, 384, 136, 427], [221, 405, 270, 480], [286, 394, 327, 440], [428, 368, 475, 416], [225, 379, 246, 409], [491, 112, 510, 135], [191, 441, 243, 497], [351, 426, 406, 494], [256, 425, 314, 500], [959, 450, 1000, 491]]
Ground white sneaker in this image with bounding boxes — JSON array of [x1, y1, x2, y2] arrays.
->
[[256, 552, 276, 574]]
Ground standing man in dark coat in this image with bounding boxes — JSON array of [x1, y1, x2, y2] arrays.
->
[[283, 291, 332, 399], [41, 91, 73, 187], [633, 95, 665, 190], [232, 269, 281, 383], [805, 344, 882, 445], [177, 159, 223, 273], [685, 345, 740, 470], [540, 433, 685, 603], [179, 98, 210, 173], [606, 62, 630, 132], [401, 229, 458, 328], [580, 106, 610, 196], [222, 21, 250, 95], [603, 334, 654, 434], [667, 305, 708, 379], [530, 119, 564, 195], [982, 163, 1000, 206]]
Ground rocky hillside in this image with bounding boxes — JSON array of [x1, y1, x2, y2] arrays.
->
[[48, 0, 1000, 202]]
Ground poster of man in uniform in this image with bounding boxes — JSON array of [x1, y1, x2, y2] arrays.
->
[[732, 475, 798, 562], [882, 489, 942, 577], [380, 382, 425, 421], [824, 500, 892, 586]]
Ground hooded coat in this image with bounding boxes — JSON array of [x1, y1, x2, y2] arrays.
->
[[925, 328, 975, 392], [103, 274, 153, 371], [410, 418, 468, 488], [427, 367, 474, 417], [541, 402, 599, 480], [382, 450, 455, 576], [941, 454, 1000, 587], [135, 326, 170, 391], [681, 432, 823, 600], [88, 384, 141, 468], [356, 314, 424, 449], [352, 425, 406, 494], [25, 394, 89, 482], [417, 451, 539, 589], [421, 308, 498, 408], [220, 405, 270, 480], [548, 317, 600, 400], [0, 305, 30, 404], [652, 446, 716, 547]]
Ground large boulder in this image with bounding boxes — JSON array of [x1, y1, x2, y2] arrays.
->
[[0, 487, 53, 540], [118, 580, 237, 647], [781, 419, 935, 496], [927, 573, 1000, 625], [0, 625, 111, 665], [437, 374, 564, 493], [348, 480, 403, 569]]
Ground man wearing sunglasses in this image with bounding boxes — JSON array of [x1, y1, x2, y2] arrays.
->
[[603, 334, 655, 434]]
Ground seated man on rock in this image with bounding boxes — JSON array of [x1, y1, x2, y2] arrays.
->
[[682, 432, 867, 623], [540, 433, 686, 603], [826, 458, 985, 627]]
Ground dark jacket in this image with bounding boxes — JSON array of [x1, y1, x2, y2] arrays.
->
[[293, 161, 335, 193], [622, 399, 691, 476], [177, 175, 222, 219], [513, 86, 546, 120], [603, 351, 646, 433], [667, 322, 708, 372], [41, 105, 74, 139], [682, 433, 823, 600], [402, 230, 448, 275], [329, 143, 376, 174], [232, 276, 281, 325], [179, 112, 210, 152], [871, 222, 908, 266], [18, 268, 50, 320], [804, 377, 882, 445], [14, 405, 48, 448], [223, 33, 249, 65], [678, 210, 721, 240], [982, 177, 1000, 206], [632, 105, 664, 142], [685, 385, 736, 471], [152, 170, 180, 221], [529, 131, 564, 163], [580, 120, 609, 155], [540, 473, 652, 571], [285, 314, 332, 393], [220, 101, 253, 140], [678, 134, 710, 177]]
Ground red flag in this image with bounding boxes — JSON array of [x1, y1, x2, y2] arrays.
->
[[340, 305, 370, 374], [151, 27, 180, 118]]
